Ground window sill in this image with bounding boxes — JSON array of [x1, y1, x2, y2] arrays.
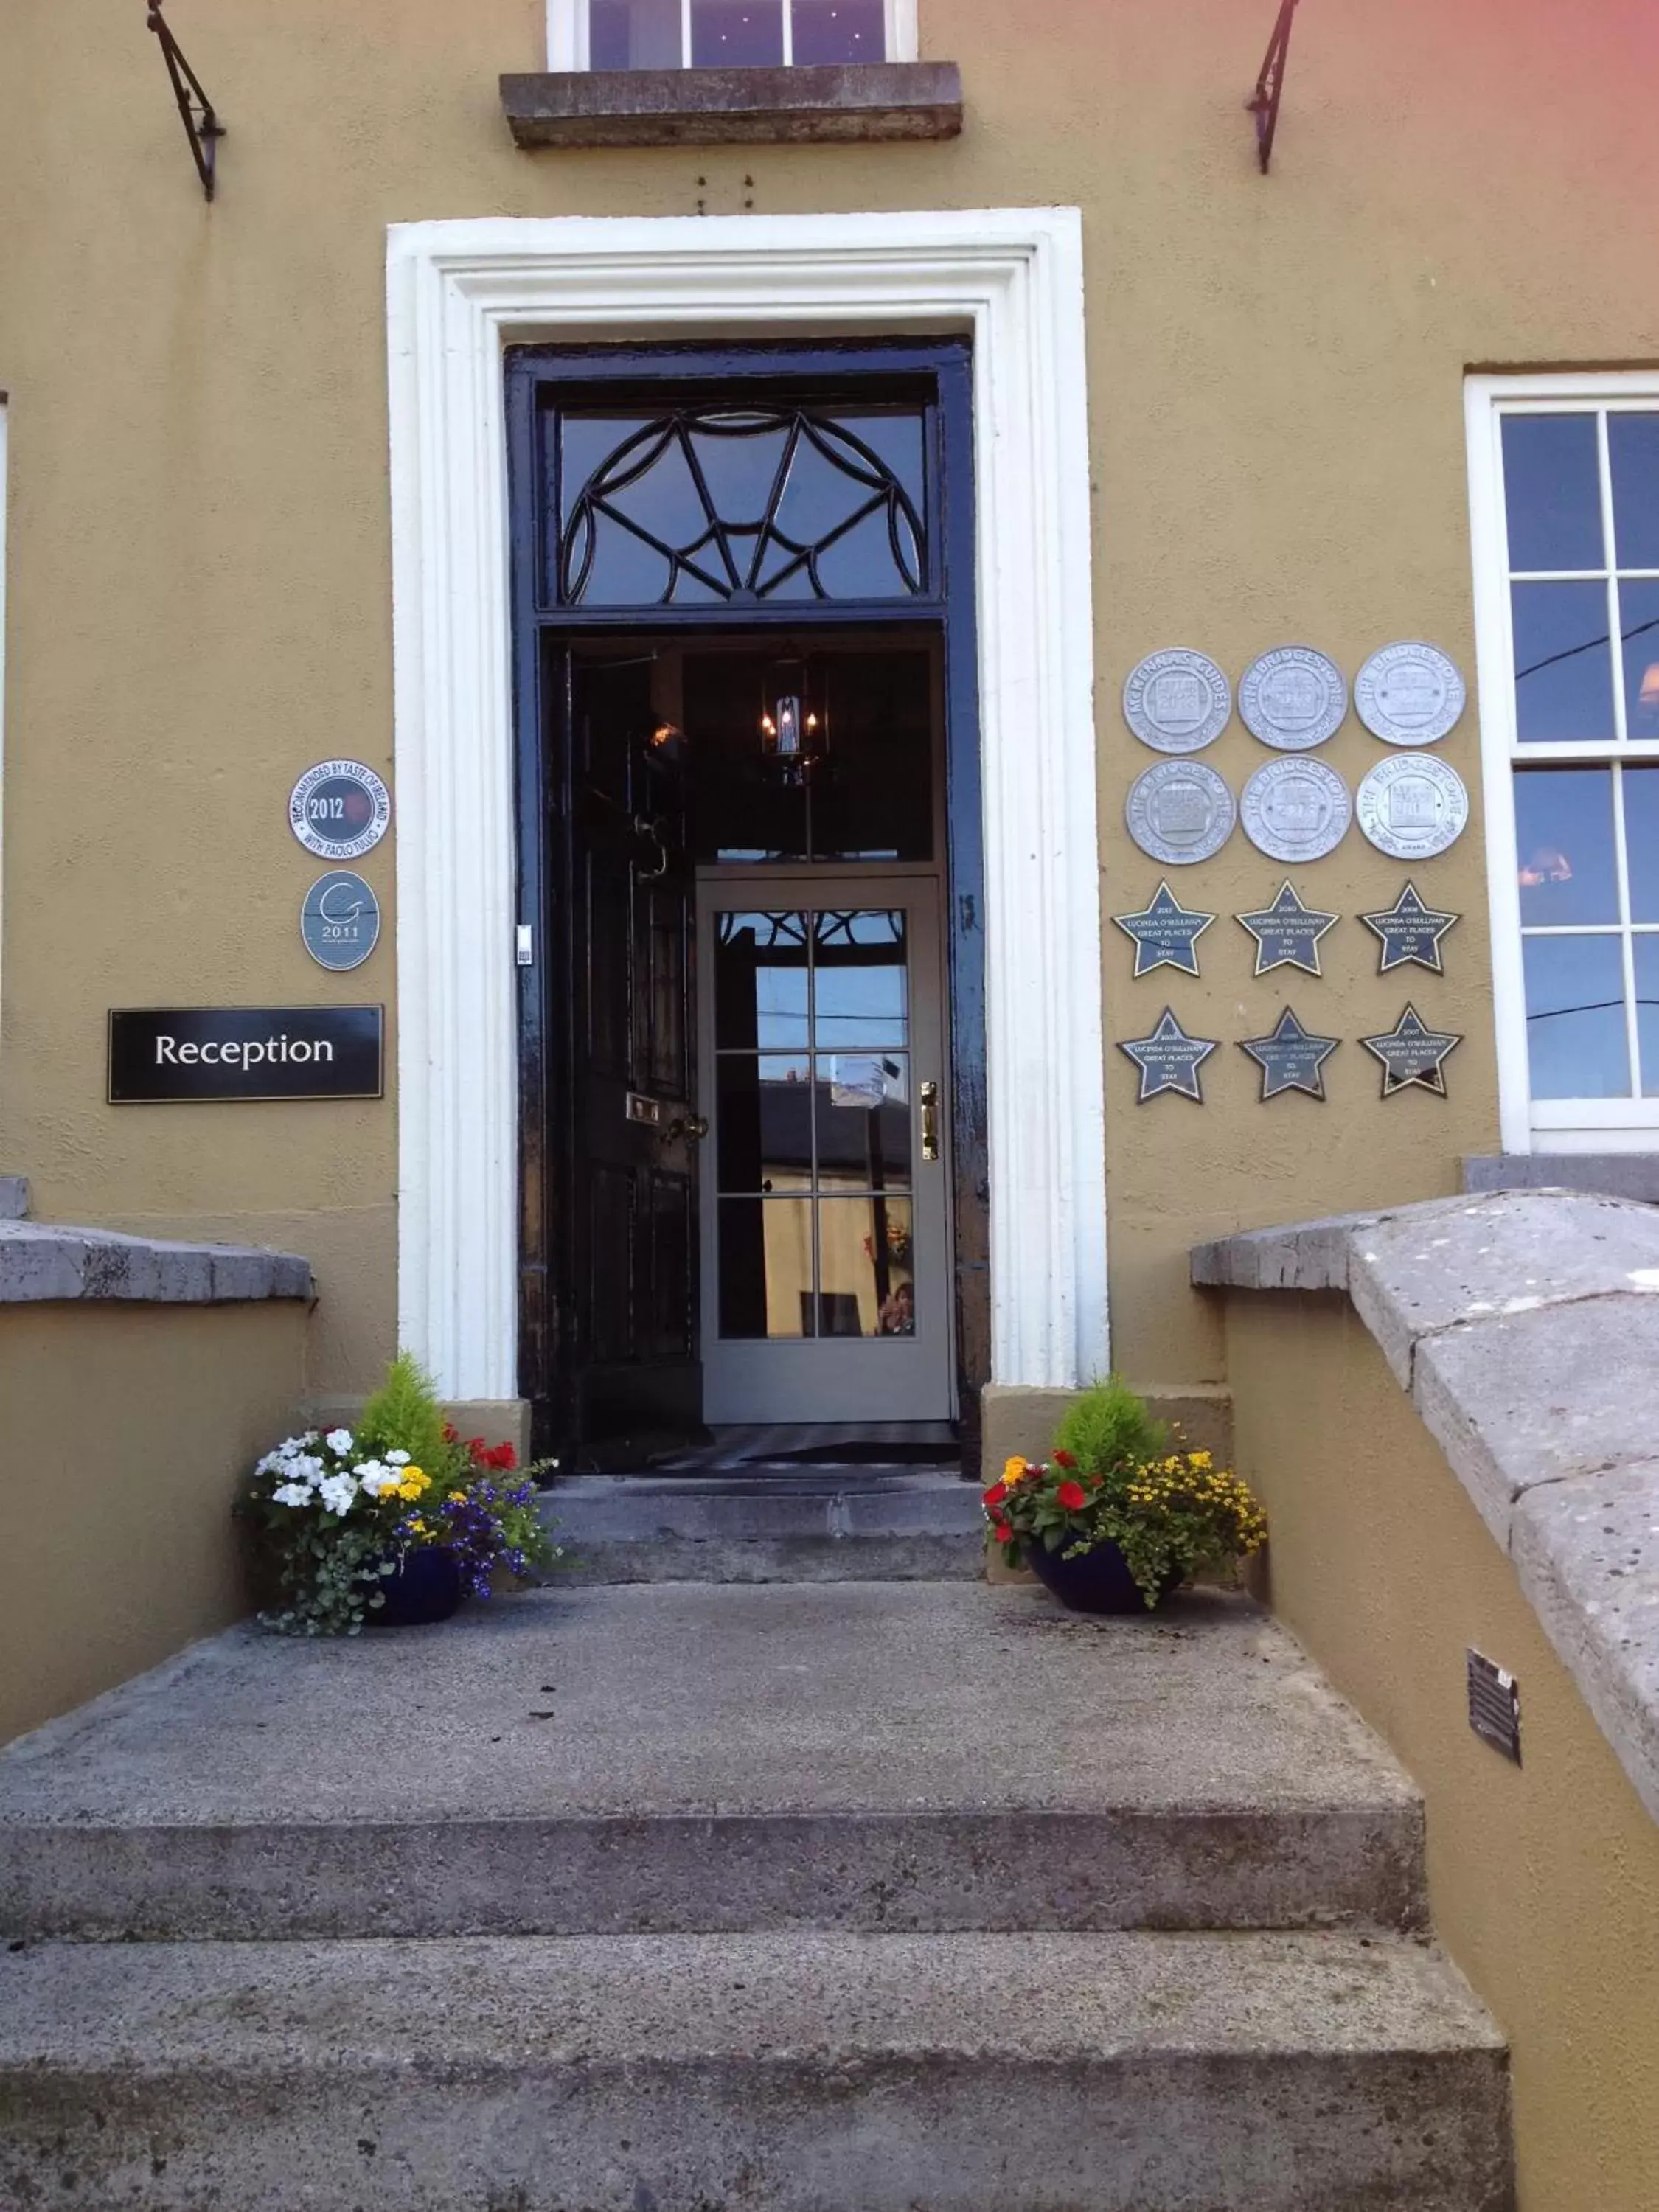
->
[[500, 62, 963, 149]]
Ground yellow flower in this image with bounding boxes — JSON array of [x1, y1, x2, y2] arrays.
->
[[403, 1467, 428, 1488], [408, 1519, 427, 1537], [448, 1490, 467, 1504], [1003, 1455, 1030, 1485]]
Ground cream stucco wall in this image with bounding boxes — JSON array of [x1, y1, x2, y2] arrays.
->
[[1222, 1288, 1659, 2212], [1, 0, 1658, 1396], [0, 1302, 307, 1744]]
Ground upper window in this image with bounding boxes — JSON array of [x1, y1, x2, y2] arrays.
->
[[549, 0, 915, 69], [1468, 375, 1659, 1148]]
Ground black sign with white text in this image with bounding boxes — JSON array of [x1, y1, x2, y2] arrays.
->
[[108, 1007, 384, 1103]]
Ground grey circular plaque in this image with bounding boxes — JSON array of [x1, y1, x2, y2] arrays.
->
[[289, 759, 392, 861], [1122, 650, 1232, 754], [1354, 641, 1467, 745], [1124, 759, 1236, 865], [301, 871, 381, 973], [1239, 646, 1348, 751], [1239, 757, 1352, 862], [1356, 754, 1470, 859]]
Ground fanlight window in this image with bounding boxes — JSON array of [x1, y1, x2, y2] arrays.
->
[[558, 404, 928, 608]]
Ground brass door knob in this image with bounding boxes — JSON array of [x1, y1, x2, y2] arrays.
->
[[920, 1080, 940, 1163]]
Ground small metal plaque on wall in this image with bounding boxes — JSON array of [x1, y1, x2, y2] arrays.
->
[[109, 1007, 384, 1102], [1467, 1649, 1522, 1765]]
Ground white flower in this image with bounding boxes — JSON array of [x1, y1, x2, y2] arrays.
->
[[271, 1482, 313, 1508], [386, 1450, 411, 1467], [318, 1474, 358, 1516], [353, 1461, 403, 1498], [325, 1428, 355, 1455], [287, 1454, 324, 1485]]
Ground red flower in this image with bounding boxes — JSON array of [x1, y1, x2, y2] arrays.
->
[[982, 1481, 1008, 1507], [993, 1520, 1015, 1545], [1052, 1449, 1077, 1469], [1055, 1479, 1088, 1511]]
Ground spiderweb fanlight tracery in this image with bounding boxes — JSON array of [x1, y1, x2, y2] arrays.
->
[[560, 405, 927, 608]]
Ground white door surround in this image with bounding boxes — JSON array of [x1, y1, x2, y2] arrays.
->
[[386, 208, 1106, 1405]]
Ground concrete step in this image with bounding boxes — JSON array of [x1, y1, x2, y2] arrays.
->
[[0, 1585, 1425, 1942], [543, 1469, 983, 1582], [0, 1927, 1512, 2212]]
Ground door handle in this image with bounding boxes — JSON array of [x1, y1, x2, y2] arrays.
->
[[920, 1080, 940, 1164], [664, 1113, 709, 1143]]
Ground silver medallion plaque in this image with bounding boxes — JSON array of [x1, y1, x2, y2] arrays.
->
[[289, 759, 392, 861], [1354, 641, 1467, 746], [1239, 646, 1347, 751], [1124, 759, 1236, 865], [1122, 650, 1231, 754], [300, 871, 381, 973], [1356, 754, 1470, 859], [1239, 757, 1351, 862]]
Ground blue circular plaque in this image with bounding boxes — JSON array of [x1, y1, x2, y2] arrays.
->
[[300, 871, 381, 973]]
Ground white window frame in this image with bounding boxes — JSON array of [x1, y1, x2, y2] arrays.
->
[[1467, 369, 1659, 1155], [547, 0, 918, 69]]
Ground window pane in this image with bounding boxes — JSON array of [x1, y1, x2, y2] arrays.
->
[[1512, 580, 1616, 742], [590, 0, 683, 66], [1624, 766, 1659, 922], [1513, 767, 1619, 925], [714, 911, 809, 1050], [791, 0, 886, 62], [715, 1054, 811, 1193], [1609, 414, 1659, 571], [1637, 939, 1659, 1096], [690, 0, 784, 63], [816, 1054, 911, 1190], [1621, 578, 1659, 739], [1502, 414, 1604, 572], [718, 1197, 813, 1338], [1523, 934, 1630, 1098], [812, 911, 908, 1051], [818, 1197, 916, 1338]]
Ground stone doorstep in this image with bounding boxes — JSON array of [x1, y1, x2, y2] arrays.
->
[[0, 1584, 1425, 1941], [0, 1930, 1511, 2212]]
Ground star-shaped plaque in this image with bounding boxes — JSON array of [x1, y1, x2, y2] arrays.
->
[[1238, 1008, 1340, 1101], [1361, 1004, 1464, 1098], [1112, 882, 1217, 978], [1119, 1008, 1217, 1103], [1360, 882, 1461, 975], [1234, 881, 1340, 977]]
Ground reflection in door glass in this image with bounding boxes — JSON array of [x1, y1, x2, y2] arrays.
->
[[713, 906, 919, 1341]]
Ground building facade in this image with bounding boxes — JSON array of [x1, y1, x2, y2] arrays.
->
[[3, 0, 1658, 1461]]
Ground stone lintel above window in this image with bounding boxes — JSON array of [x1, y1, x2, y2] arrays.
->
[[501, 62, 962, 150]]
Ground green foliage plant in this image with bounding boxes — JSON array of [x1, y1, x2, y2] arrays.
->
[[1053, 1374, 1168, 1476]]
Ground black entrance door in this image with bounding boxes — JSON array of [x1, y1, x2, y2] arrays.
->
[[536, 649, 701, 1449]]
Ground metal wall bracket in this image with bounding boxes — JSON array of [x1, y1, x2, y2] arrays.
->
[[1246, 0, 1299, 174], [146, 1, 225, 201]]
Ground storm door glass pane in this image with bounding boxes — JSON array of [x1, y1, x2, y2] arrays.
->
[[1502, 414, 1604, 571], [1513, 768, 1618, 925], [791, 0, 885, 60], [812, 911, 908, 1051], [815, 1057, 911, 1190], [1623, 767, 1659, 922], [1512, 581, 1617, 742], [1621, 578, 1659, 739], [1636, 939, 1659, 1096], [714, 913, 809, 1049], [589, 0, 684, 67], [690, 0, 784, 63], [1523, 935, 1630, 1098], [818, 1197, 915, 1338], [1610, 414, 1659, 571], [716, 1054, 810, 1192], [718, 1197, 814, 1338]]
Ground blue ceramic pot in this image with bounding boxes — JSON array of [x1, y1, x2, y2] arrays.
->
[[367, 1544, 463, 1628], [1026, 1537, 1175, 1616]]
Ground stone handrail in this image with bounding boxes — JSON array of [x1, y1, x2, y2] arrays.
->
[[0, 1200, 313, 1306], [1193, 1189, 1659, 1828]]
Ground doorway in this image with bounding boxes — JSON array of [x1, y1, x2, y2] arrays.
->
[[507, 342, 985, 1460]]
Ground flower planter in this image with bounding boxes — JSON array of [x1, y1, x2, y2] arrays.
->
[[367, 1544, 463, 1628], [1026, 1537, 1179, 1616]]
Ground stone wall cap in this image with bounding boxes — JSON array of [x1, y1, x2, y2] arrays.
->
[[0, 1219, 314, 1307], [1192, 1187, 1659, 1828]]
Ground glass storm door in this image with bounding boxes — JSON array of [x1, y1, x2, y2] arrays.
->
[[698, 879, 952, 1422]]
